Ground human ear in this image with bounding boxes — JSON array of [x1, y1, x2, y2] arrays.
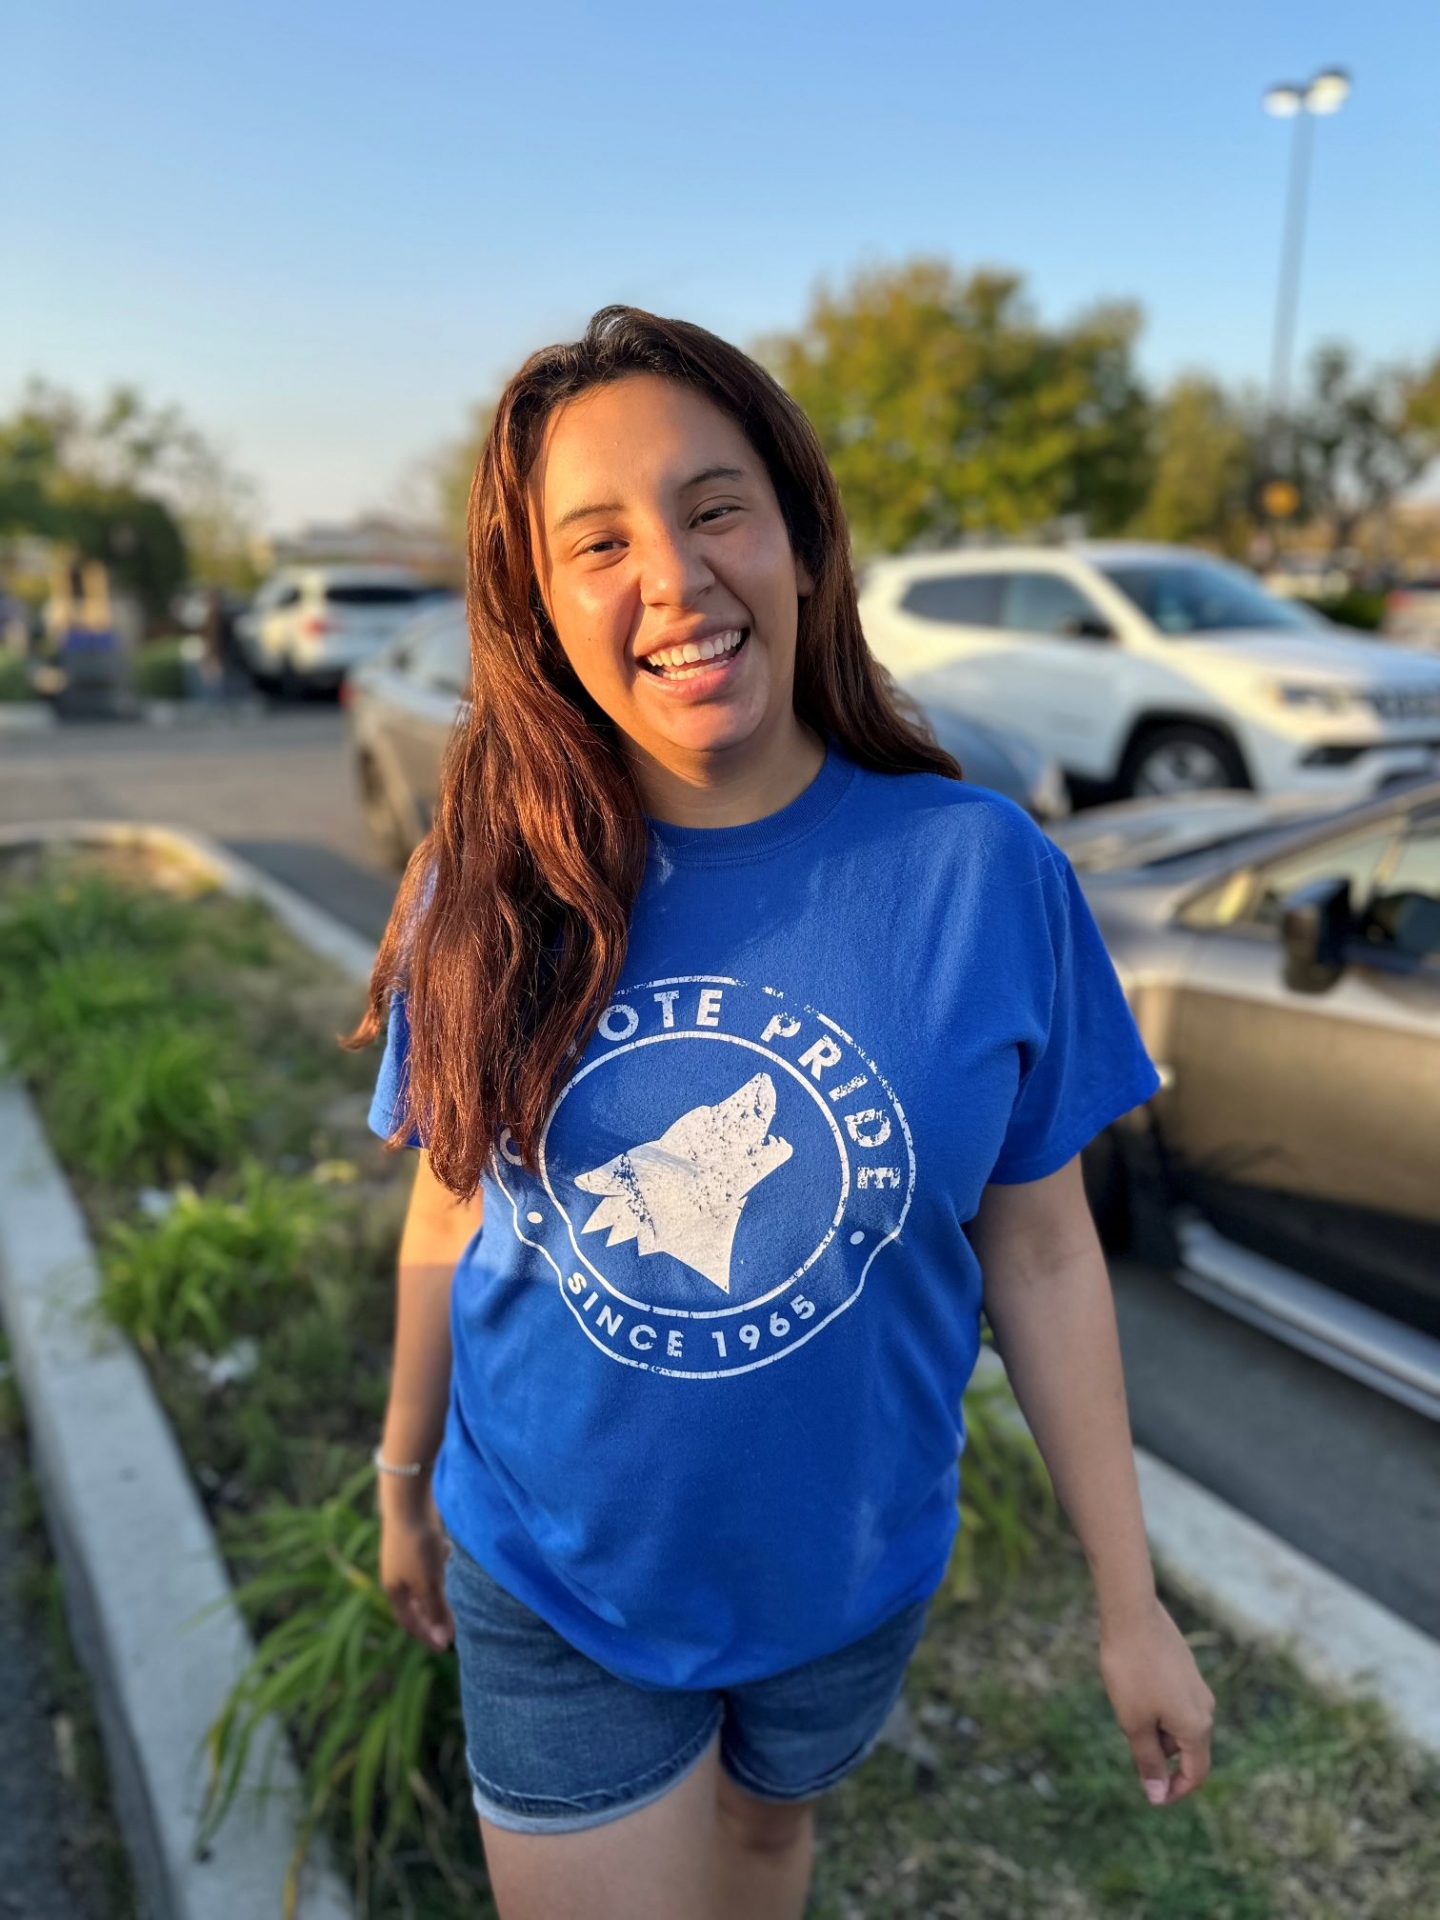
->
[[794, 553, 815, 599]]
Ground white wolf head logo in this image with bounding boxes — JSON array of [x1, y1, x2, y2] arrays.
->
[[575, 1072, 792, 1293]]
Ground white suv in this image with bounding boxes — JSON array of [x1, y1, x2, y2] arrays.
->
[[236, 566, 437, 695], [857, 543, 1440, 801]]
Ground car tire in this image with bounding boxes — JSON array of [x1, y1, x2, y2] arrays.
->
[[357, 753, 413, 871], [1117, 723, 1250, 800]]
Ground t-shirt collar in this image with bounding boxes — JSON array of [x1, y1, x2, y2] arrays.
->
[[643, 737, 855, 868]]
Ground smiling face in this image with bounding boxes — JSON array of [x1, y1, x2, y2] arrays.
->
[[527, 373, 813, 785]]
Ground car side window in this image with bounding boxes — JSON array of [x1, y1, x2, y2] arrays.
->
[[1002, 572, 1109, 639], [1230, 825, 1400, 933], [899, 573, 1005, 626], [1357, 809, 1440, 963], [1182, 823, 1401, 931]]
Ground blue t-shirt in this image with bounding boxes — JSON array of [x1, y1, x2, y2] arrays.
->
[[368, 744, 1161, 1689]]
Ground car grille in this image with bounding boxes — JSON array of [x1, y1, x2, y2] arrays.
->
[[1363, 686, 1440, 720]]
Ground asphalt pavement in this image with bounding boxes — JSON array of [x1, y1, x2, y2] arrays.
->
[[3, 704, 1438, 1649]]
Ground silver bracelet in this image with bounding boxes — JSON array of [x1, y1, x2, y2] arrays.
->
[[372, 1445, 429, 1478]]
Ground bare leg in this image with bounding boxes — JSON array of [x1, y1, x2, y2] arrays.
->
[[712, 1768, 817, 1920], [477, 1726, 721, 1920]]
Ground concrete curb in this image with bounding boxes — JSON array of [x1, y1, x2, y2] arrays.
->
[[0, 1081, 353, 1920], [0, 820, 378, 987]]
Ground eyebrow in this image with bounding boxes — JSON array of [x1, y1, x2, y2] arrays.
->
[[550, 465, 749, 535]]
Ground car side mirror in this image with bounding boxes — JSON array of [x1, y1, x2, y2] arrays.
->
[[1057, 615, 1114, 641], [1280, 876, 1353, 993]]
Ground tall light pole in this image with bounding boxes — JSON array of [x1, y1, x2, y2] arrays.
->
[[1263, 67, 1352, 495]]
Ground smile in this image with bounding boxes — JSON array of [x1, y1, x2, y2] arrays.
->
[[640, 629, 749, 680]]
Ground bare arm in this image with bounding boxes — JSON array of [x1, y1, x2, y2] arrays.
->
[[968, 1153, 1215, 1805], [377, 1149, 483, 1649], [968, 1153, 1155, 1628], [379, 1148, 483, 1472]]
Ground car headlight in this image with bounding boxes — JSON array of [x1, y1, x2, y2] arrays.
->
[[1265, 679, 1358, 713]]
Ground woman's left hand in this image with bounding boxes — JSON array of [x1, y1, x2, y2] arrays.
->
[[1098, 1594, 1216, 1807]]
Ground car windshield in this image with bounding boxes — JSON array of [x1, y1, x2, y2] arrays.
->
[[1101, 563, 1316, 637]]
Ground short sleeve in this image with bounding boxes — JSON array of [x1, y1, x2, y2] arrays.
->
[[367, 991, 425, 1150], [986, 837, 1162, 1186]]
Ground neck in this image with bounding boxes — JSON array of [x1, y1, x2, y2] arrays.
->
[[626, 711, 827, 829]]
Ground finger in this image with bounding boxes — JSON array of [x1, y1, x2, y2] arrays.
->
[[1128, 1727, 1174, 1807], [415, 1586, 455, 1651], [1166, 1729, 1212, 1802], [386, 1582, 432, 1647]]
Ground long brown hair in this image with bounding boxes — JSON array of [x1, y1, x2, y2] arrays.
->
[[347, 305, 961, 1196]]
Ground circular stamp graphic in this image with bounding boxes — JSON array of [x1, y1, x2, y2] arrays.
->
[[494, 976, 913, 1378]]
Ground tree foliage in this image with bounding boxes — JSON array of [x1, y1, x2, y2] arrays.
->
[[0, 381, 262, 608], [1131, 374, 1258, 557], [1293, 344, 1440, 556], [759, 259, 1153, 554]]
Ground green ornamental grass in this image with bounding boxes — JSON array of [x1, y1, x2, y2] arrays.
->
[[202, 1469, 470, 1917], [99, 1162, 342, 1356]]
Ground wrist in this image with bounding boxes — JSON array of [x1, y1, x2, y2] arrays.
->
[[1096, 1581, 1161, 1635], [377, 1468, 433, 1517]]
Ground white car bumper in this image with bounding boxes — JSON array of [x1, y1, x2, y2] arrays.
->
[[1243, 717, 1440, 799]]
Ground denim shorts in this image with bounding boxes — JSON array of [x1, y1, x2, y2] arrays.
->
[[442, 1534, 933, 1834]]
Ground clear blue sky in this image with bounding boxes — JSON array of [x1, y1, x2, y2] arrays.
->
[[4, 0, 1438, 531]]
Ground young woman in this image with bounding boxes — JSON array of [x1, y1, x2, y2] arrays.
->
[[354, 306, 1215, 1920]]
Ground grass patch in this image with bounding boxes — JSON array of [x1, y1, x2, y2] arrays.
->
[[2, 846, 1437, 1918], [0, 651, 35, 701]]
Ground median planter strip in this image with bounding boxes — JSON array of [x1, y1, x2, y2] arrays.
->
[[0, 1079, 352, 1920], [2, 821, 1438, 1920]]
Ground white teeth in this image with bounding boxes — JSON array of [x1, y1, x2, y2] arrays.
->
[[643, 630, 745, 675]]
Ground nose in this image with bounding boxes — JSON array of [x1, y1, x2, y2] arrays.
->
[[636, 517, 716, 610]]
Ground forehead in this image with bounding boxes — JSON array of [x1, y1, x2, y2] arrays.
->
[[531, 374, 757, 510]]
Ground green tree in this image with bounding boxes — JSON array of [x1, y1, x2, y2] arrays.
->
[[759, 259, 1153, 554], [0, 381, 261, 608], [1294, 343, 1440, 558], [1130, 374, 1258, 557]]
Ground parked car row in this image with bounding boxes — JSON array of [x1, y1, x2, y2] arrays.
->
[[857, 542, 1440, 806]]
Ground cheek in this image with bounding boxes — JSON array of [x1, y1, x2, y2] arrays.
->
[[550, 579, 635, 686], [734, 525, 802, 634]]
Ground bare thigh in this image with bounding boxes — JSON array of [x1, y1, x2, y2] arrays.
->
[[478, 1723, 723, 1920]]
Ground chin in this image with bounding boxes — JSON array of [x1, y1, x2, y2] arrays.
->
[[655, 703, 772, 759]]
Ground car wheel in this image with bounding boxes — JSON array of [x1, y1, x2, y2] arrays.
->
[[1118, 724, 1249, 799], [357, 753, 413, 870]]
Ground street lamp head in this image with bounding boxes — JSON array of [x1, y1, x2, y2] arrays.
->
[[1305, 68, 1351, 114], [1263, 84, 1304, 117]]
